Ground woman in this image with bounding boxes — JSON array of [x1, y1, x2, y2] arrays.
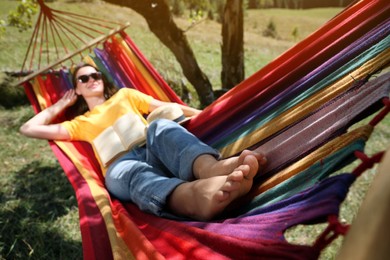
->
[[20, 64, 266, 221]]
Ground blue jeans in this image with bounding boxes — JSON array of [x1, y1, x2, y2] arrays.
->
[[105, 119, 220, 217]]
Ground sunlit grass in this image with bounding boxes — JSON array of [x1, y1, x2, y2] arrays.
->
[[0, 106, 81, 259]]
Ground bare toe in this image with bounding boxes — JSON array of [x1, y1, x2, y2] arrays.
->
[[242, 155, 259, 179], [221, 178, 241, 192], [215, 190, 230, 202], [226, 168, 246, 182], [238, 150, 253, 165]]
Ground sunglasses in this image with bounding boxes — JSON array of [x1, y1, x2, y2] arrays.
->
[[77, 72, 102, 83]]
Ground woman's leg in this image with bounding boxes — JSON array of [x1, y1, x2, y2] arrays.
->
[[145, 119, 220, 181], [146, 119, 266, 181], [107, 120, 266, 220], [105, 148, 185, 217], [168, 154, 260, 220], [146, 120, 266, 220]]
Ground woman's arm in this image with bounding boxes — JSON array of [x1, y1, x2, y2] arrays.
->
[[19, 90, 77, 140], [178, 104, 202, 117], [149, 99, 202, 117]]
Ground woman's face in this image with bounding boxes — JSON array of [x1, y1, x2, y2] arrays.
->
[[75, 66, 104, 98]]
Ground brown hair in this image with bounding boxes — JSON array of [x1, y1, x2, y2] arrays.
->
[[66, 63, 118, 118]]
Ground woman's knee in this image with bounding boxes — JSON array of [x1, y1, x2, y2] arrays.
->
[[147, 119, 178, 143], [105, 160, 146, 200], [105, 174, 131, 201], [148, 118, 176, 133]]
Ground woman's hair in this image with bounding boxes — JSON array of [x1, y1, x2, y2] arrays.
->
[[67, 63, 118, 118]]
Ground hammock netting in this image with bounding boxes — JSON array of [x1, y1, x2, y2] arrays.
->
[[19, 0, 389, 259]]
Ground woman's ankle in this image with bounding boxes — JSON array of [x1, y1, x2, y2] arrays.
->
[[192, 154, 219, 179]]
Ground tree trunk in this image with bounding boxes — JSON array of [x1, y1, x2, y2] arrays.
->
[[103, 0, 214, 107], [221, 0, 244, 90]]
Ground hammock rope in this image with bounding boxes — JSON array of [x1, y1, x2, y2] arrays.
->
[[313, 151, 385, 251], [314, 149, 385, 251], [21, 0, 124, 77], [313, 215, 350, 252], [352, 150, 385, 177]]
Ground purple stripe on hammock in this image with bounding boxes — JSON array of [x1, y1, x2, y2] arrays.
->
[[253, 73, 390, 176], [94, 47, 132, 89], [186, 174, 355, 242], [202, 20, 390, 145]]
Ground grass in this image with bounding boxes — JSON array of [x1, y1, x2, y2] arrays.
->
[[0, 1, 388, 259], [0, 106, 81, 259]]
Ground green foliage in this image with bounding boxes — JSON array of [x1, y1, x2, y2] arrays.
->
[[189, 9, 205, 22], [210, 0, 225, 23], [0, 73, 29, 108], [263, 18, 278, 38], [0, 106, 82, 259], [168, 0, 225, 23], [170, 0, 185, 16], [0, 20, 6, 37], [168, 0, 211, 16], [183, 0, 211, 11], [7, 0, 38, 32], [291, 26, 299, 41]]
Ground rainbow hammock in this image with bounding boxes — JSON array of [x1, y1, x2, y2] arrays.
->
[[20, 0, 390, 259]]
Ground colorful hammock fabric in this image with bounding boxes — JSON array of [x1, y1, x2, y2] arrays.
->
[[20, 0, 390, 259]]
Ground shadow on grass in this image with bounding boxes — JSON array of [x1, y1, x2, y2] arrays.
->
[[0, 161, 82, 259]]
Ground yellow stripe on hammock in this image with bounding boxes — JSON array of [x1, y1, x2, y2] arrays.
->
[[219, 48, 390, 157], [114, 36, 171, 102], [83, 55, 98, 68], [32, 76, 51, 110], [258, 124, 373, 193], [55, 141, 135, 260]]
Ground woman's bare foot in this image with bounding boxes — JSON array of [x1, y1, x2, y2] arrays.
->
[[193, 149, 266, 179], [169, 154, 259, 220]]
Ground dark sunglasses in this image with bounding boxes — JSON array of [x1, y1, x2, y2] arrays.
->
[[77, 72, 102, 83]]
